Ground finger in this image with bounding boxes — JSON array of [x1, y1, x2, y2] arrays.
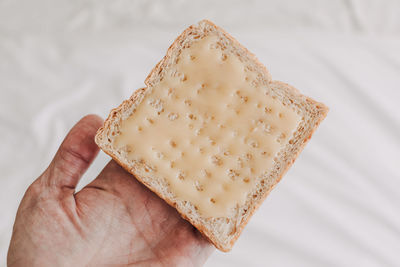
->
[[82, 160, 165, 213], [42, 114, 103, 191], [84, 160, 143, 194]]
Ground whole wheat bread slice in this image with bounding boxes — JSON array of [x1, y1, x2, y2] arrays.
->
[[95, 20, 328, 251]]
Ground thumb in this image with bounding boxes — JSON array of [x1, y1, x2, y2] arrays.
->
[[41, 114, 103, 192]]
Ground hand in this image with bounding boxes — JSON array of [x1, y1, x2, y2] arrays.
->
[[7, 115, 214, 267]]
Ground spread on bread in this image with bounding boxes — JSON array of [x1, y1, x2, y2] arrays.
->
[[115, 34, 301, 218]]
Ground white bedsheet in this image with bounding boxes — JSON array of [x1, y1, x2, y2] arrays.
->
[[1, 0, 399, 266]]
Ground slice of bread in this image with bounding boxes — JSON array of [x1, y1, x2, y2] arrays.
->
[[95, 20, 328, 251]]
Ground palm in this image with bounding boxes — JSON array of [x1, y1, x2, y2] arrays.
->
[[76, 161, 211, 266], [8, 115, 213, 267]]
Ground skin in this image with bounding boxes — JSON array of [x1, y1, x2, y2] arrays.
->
[[7, 115, 214, 267]]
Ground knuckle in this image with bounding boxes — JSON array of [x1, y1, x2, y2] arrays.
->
[[27, 180, 43, 196], [26, 180, 48, 200]]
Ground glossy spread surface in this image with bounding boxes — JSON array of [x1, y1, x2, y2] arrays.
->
[[116, 34, 301, 218]]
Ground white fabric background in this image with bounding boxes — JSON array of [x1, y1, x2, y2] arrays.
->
[[1, 0, 400, 266]]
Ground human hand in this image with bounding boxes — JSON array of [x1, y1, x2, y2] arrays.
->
[[7, 115, 214, 267]]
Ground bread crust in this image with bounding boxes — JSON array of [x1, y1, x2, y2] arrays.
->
[[95, 20, 328, 252]]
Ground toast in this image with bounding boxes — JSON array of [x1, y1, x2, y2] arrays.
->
[[95, 20, 328, 251]]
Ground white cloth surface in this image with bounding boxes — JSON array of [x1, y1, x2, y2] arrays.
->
[[1, 0, 400, 266]]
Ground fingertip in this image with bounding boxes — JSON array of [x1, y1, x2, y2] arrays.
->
[[79, 114, 104, 131], [67, 114, 104, 162]]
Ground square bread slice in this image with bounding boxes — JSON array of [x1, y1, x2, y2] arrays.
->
[[95, 20, 328, 251]]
